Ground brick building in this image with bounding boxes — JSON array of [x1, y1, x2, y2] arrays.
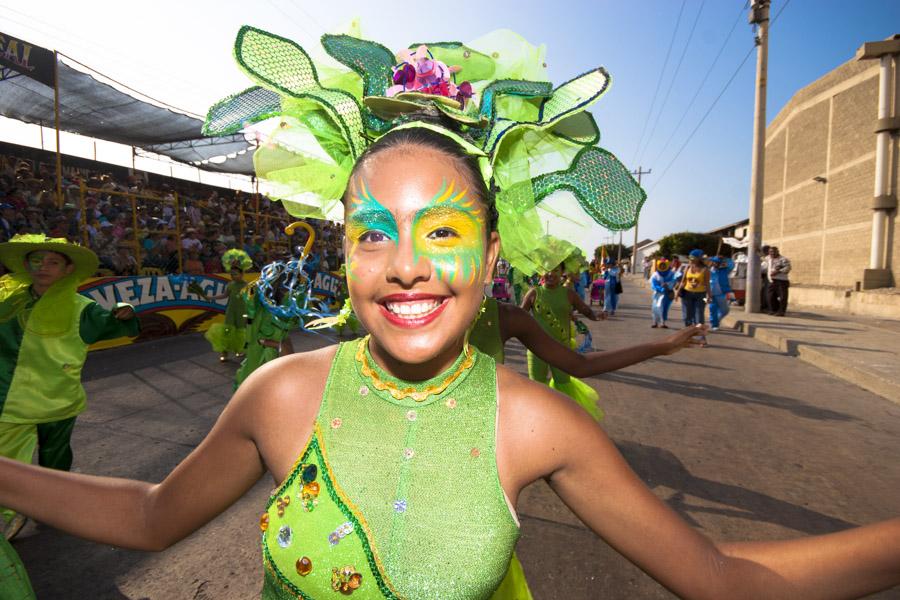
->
[[762, 36, 898, 291]]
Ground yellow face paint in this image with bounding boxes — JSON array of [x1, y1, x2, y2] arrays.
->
[[412, 180, 486, 285]]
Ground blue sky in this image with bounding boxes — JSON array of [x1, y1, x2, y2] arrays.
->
[[1, 0, 898, 247]]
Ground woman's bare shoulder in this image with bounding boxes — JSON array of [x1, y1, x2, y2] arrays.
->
[[494, 364, 603, 490], [228, 343, 341, 481]]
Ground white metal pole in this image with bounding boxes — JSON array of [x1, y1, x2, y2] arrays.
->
[[745, 0, 769, 313], [869, 55, 893, 269]]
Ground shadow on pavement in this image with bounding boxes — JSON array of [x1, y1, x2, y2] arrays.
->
[[602, 371, 856, 422], [617, 440, 857, 535]]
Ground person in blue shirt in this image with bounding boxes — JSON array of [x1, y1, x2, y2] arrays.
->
[[708, 256, 734, 331], [601, 258, 621, 315], [650, 258, 677, 328]]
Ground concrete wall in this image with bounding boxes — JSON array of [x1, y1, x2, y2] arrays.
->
[[763, 56, 898, 289]]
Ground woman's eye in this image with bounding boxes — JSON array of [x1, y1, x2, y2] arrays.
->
[[359, 230, 391, 243], [427, 227, 458, 240]]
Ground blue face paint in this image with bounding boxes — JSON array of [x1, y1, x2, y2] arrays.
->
[[345, 179, 399, 281]]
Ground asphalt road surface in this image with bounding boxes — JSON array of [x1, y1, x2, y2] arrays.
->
[[12, 286, 900, 599]]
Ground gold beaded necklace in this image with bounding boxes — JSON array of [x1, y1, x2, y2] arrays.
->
[[355, 335, 475, 402]]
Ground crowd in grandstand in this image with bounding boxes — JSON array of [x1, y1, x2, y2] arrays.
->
[[0, 148, 345, 277]]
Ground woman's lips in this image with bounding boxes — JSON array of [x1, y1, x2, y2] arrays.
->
[[377, 294, 449, 328]]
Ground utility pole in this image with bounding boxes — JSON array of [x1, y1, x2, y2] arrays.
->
[[630, 167, 651, 273], [745, 0, 769, 313]]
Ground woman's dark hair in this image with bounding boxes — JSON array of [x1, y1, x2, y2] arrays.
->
[[345, 125, 498, 231]]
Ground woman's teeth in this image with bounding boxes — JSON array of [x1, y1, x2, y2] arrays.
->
[[385, 299, 441, 317]]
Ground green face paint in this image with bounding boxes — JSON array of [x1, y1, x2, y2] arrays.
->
[[345, 179, 399, 281], [412, 180, 486, 286]]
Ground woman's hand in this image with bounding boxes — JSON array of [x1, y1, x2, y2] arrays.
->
[[662, 324, 708, 355]]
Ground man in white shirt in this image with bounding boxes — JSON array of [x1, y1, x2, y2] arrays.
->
[[766, 246, 791, 316]]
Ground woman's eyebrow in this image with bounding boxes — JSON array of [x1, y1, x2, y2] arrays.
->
[[414, 179, 484, 223]]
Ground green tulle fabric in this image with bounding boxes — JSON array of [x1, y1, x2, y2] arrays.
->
[[204, 26, 646, 275]]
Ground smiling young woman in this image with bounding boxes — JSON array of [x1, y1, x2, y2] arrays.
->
[[1, 27, 899, 600]]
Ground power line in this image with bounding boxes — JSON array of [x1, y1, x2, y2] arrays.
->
[[265, 0, 320, 44], [649, 44, 755, 194], [651, 1, 749, 168], [630, 0, 687, 167], [635, 0, 706, 166], [290, 0, 329, 36], [771, 0, 793, 24]]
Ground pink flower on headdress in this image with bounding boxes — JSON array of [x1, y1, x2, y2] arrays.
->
[[386, 43, 471, 107]]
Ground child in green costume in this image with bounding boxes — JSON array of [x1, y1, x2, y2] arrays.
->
[[0, 235, 140, 538], [0, 234, 138, 596], [204, 249, 252, 362], [235, 280, 297, 387]]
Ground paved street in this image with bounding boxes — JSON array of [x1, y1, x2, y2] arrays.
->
[[11, 282, 900, 599]]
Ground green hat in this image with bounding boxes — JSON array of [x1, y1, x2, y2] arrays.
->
[[0, 234, 99, 281]]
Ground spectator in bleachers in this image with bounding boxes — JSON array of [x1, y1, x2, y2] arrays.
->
[[184, 249, 204, 276], [111, 243, 138, 276], [182, 228, 202, 253]]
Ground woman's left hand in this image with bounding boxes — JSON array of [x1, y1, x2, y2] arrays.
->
[[662, 324, 709, 354]]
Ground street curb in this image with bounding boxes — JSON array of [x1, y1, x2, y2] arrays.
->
[[722, 315, 900, 405]]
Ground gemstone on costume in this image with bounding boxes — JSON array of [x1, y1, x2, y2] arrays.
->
[[358, 385, 369, 396], [296, 556, 313, 576], [304, 481, 320, 495], [328, 521, 355, 546], [445, 397, 457, 409], [276, 495, 291, 517], [301, 464, 318, 484], [331, 417, 343, 429], [406, 410, 417, 421], [331, 566, 363, 594], [259, 512, 269, 531], [471, 447, 481, 458], [403, 447, 415, 459], [393, 499, 407, 513], [277, 525, 293, 548]]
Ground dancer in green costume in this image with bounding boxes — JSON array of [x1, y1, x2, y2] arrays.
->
[[0, 27, 898, 600], [0, 235, 139, 532], [520, 265, 605, 419], [204, 249, 252, 361], [235, 286, 297, 387], [0, 235, 138, 597]]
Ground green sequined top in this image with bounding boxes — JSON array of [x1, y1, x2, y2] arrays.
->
[[531, 285, 570, 343], [469, 297, 504, 364], [260, 340, 520, 599]]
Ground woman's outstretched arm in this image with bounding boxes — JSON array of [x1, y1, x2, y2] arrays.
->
[[497, 368, 900, 600], [0, 347, 329, 552], [499, 302, 702, 378]]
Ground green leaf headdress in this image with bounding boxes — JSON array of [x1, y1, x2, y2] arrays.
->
[[204, 27, 646, 275]]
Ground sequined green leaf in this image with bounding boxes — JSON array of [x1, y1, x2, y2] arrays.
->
[[203, 86, 282, 136], [533, 146, 646, 230], [484, 67, 611, 156], [321, 34, 394, 98], [234, 26, 367, 159]]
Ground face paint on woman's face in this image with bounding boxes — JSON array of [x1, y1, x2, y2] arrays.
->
[[343, 147, 499, 373], [412, 179, 485, 286], [345, 180, 399, 283]]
